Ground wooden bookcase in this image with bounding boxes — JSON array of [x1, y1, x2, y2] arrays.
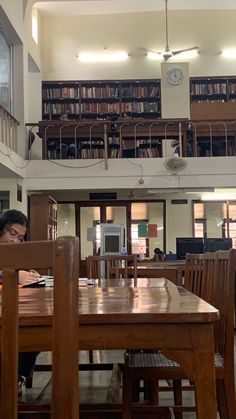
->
[[42, 79, 161, 121], [190, 76, 236, 120], [29, 194, 57, 241]]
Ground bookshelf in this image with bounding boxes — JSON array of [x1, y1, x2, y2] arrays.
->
[[42, 79, 161, 120], [190, 77, 227, 103], [29, 194, 57, 241], [190, 76, 236, 120]]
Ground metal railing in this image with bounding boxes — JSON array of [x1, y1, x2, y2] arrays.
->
[[25, 118, 236, 161]]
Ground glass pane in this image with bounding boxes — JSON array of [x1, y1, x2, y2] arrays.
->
[[204, 202, 224, 238], [228, 203, 236, 219], [80, 207, 100, 259], [57, 203, 75, 236], [106, 206, 127, 251], [228, 222, 236, 248], [0, 31, 11, 112], [195, 222, 204, 238], [194, 203, 204, 218], [131, 202, 164, 258]]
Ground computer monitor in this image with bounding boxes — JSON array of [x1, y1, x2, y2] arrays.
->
[[176, 237, 204, 260], [205, 238, 232, 253]]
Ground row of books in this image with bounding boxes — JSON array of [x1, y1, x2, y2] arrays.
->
[[81, 102, 121, 113], [42, 87, 79, 99], [81, 86, 119, 98], [43, 101, 160, 115], [80, 148, 105, 159], [121, 101, 159, 113], [120, 85, 160, 98], [192, 99, 226, 103], [42, 85, 160, 100], [43, 103, 80, 114], [191, 83, 227, 95], [229, 84, 236, 94]]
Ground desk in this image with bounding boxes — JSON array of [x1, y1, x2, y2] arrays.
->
[[8, 285, 219, 418]]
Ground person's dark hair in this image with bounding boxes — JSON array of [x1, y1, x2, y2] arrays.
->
[[154, 247, 163, 255], [0, 209, 29, 240]]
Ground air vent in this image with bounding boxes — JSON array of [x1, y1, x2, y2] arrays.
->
[[89, 192, 117, 200]]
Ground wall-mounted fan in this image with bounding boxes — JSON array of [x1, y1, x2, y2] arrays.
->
[[140, 0, 199, 61], [164, 154, 188, 175]]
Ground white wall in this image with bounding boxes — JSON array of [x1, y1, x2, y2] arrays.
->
[[1, 178, 28, 215], [0, 0, 24, 40], [166, 198, 193, 252], [40, 10, 236, 81]]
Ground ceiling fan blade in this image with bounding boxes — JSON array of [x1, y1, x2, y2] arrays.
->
[[139, 47, 159, 54], [140, 0, 199, 63], [172, 46, 199, 56]]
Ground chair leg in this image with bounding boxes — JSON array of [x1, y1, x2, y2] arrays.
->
[[146, 379, 159, 404], [217, 377, 236, 419], [25, 376, 33, 388], [173, 379, 183, 419], [122, 366, 133, 419], [88, 350, 94, 363]]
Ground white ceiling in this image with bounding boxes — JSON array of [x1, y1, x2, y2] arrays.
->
[[35, 0, 236, 16]]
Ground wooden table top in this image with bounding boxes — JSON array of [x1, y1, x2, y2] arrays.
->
[[5, 285, 218, 327], [81, 277, 176, 288]]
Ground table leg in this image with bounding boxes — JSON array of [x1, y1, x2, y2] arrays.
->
[[192, 324, 217, 419]]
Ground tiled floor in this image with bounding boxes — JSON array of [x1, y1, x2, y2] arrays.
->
[[20, 341, 235, 418]]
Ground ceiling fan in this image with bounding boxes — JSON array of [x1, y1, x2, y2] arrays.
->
[[140, 0, 199, 61]]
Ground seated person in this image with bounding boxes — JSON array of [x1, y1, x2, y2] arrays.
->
[[153, 247, 165, 262], [165, 251, 177, 261], [0, 209, 40, 395]]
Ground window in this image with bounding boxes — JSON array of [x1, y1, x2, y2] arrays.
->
[[0, 30, 12, 112], [32, 6, 38, 44], [131, 222, 148, 255], [193, 200, 236, 248]]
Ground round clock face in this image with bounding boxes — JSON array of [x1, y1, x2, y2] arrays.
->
[[166, 66, 184, 86]]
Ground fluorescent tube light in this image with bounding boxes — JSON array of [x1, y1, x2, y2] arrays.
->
[[147, 188, 214, 194], [78, 51, 129, 63], [201, 194, 236, 201], [221, 49, 236, 58]]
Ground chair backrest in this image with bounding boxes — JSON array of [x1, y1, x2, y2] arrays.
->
[[185, 249, 236, 367], [87, 254, 138, 280], [0, 236, 79, 419]]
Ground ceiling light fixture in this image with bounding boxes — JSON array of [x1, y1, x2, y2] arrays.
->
[[221, 49, 236, 58], [201, 193, 236, 201], [78, 51, 129, 63]]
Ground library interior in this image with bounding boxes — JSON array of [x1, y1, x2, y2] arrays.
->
[[1, 1, 236, 418]]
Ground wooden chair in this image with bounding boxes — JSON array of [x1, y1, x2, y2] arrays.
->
[[0, 236, 79, 419], [86, 254, 138, 364], [87, 254, 138, 280], [122, 249, 236, 419]]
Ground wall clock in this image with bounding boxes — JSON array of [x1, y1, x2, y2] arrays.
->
[[166, 66, 184, 86]]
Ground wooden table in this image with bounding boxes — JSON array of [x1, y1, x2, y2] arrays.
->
[[79, 277, 176, 288], [2, 285, 218, 419], [111, 265, 184, 285]]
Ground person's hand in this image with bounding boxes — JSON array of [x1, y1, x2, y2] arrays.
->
[[19, 270, 40, 286]]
